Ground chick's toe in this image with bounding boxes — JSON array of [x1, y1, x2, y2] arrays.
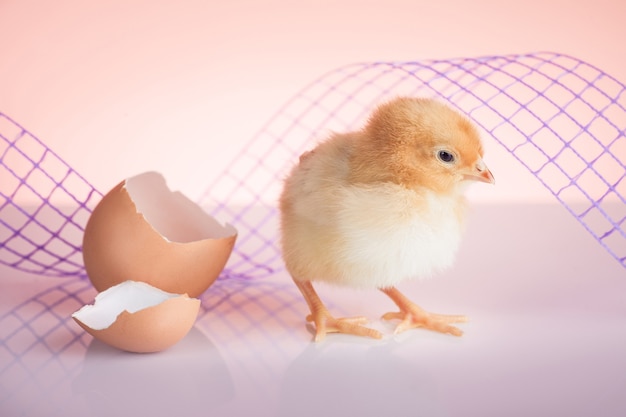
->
[[381, 287, 468, 337], [307, 310, 382, 342], [295, 279, 382, 342]]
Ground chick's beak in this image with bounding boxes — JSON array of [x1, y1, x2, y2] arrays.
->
[[463, 160, 495, 184]]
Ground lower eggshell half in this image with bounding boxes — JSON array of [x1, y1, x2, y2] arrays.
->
[[74, 296, 201, 353]]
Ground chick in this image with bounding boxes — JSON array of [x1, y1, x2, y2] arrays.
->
[[279, 97, 494, 341]]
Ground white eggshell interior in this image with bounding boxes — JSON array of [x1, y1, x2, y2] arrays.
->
[[123, 171, 236, 243], [72, 281, 186, 330]]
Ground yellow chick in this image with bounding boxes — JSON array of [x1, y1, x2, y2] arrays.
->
[[279, 97, 494, 342]]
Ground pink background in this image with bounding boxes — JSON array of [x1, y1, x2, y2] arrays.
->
[[1, 0, 625, 204]]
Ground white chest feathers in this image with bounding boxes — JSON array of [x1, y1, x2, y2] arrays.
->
[[328, 184, 465, 288]]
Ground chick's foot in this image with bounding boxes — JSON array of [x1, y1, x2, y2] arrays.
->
[[380, 287, 467, 336], [294, 279, 382, 342], [306, 310, 382, 342]]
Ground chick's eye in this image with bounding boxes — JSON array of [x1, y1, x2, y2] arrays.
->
[[437, 150, 455, 163]]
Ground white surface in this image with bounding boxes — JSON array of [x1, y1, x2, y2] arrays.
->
[[1, 203, 625, 417]]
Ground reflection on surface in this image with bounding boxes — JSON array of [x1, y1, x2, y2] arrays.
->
[[0, 277, 236, 417], [0, 278, 93, 417], [74, 327, 234, 417], [278, 340, 449, 417], [3, 202, 626, 417]]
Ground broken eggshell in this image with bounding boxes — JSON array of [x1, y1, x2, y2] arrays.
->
[[82, 172, 237, 298], [72, 281, 200, 353]]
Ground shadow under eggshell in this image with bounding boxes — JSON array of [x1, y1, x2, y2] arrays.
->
[[82, 172, 237, 297], [73, 296, 201, 353]]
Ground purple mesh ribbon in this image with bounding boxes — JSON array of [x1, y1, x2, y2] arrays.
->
[[0, 279, 93, 415], [0, 276, 305, 414], [0, 114, 102, 277], [200, 51, 626, 276], [1, 52, 625, 280]]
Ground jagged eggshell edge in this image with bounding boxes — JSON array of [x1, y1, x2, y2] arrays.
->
[[73, 295, 201, 353], [82, 172, 237, 297]]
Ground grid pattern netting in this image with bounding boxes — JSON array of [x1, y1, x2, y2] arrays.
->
[[0, 276, 306, 414], [1, 52, 625, 280], [201, 52, 626, 276], [0, 278, 93, 415], [0, 114, 102, 277]]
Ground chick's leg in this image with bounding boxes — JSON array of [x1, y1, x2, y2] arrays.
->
[[293, 279, 382, 342], [381, 287, 468, 336]]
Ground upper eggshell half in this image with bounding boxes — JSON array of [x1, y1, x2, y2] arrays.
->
[[82, 172, 237, 297]]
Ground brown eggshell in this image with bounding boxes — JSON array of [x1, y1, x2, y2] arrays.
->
[[72, 281, 201, 353], [82, 172, 237, 297]]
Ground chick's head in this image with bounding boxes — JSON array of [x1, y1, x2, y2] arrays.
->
[[351, 97, 494, 194]]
